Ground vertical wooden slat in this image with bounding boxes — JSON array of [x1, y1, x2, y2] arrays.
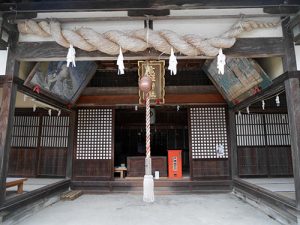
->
[[0, 30, 19, 202]]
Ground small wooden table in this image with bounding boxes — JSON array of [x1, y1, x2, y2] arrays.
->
[[114, 167, 127, 178], [6, 178, 28, 194]]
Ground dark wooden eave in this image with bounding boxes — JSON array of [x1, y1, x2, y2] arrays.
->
[[0, 0, 299, 13]]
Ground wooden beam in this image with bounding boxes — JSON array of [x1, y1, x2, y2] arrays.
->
[[282, 18, 298, 72], [282, 17, 300, 210], [234, 178, 297, 211], [0, 32, 19, 202], [232, 71, 300, 111], [0, 82, 17, 203], [285, 78, 300, 209], [1, 179, 70, 212], [228, 109, 238, 179], [1, 0, 299, 12], [13, 77, 71, 112], [66, 111, 76, 179], [82, 85, 218, 95], [16, 38, 285, 61], [76, 93, 225, 106]]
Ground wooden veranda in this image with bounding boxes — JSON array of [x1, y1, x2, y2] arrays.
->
[[0, 1, 300, 224]]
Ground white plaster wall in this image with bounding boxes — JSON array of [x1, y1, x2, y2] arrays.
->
[[0, 49, 8, 75], [295, 45, 300, 71], [154, 17, 282, 38], [18, 17, 282, 42], [256, 57, 283, 80], [36, 8, 267, 19]]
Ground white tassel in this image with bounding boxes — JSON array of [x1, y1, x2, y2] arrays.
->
[[217, 48, 226, 75], [48, 109, 52, 117], [66, 44, 76, 67], [117, 47, 125, 75], [143, 175, 154, 203], [57, 110, 61, 117], [33, 104, 36, 112], [262, 100, 265, 110], [168, 48, 177, 75], [246, 106, 250, 114]]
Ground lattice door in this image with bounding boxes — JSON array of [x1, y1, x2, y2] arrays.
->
[[76, 109, 113, 160], [11, 116, 40, 147], [41, 116, 69, 147], [190, 107, 228, 159]]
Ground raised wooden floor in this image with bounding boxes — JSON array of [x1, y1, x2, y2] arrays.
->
[[71, 178, 232, 194]]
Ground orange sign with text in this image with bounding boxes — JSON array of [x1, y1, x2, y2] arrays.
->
[[168, 150, 182, 179]]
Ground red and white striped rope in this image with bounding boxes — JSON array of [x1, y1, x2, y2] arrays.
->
[[145, 93, 151, 159]]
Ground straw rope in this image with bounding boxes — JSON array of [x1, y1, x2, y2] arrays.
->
[[17, 19, 279, 56]]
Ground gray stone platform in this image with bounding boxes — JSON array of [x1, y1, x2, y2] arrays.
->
[[16, 193, 280, 225]]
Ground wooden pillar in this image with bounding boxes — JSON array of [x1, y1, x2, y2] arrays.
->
[[285, 78, 300, 209], [0, 31, 19, 203], [228, 109, 238, 179], [282, 17, 300, 209], [66, 110, 76, 179]]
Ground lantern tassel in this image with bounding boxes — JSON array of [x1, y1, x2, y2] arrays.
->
[[168, 48, 177, 75], [217, 48, 226, 75], [117, 47, 125, 75], [66, 44, 76, 67]]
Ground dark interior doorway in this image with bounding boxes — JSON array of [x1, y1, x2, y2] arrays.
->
[[115, 107, 190, 177]]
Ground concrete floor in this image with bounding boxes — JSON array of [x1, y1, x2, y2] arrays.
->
[[18, 193, 280, 225], [242, 178, 295, 200]]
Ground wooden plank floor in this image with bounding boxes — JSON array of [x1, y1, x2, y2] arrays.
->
[[6, 178, 66, 199], [242, 178, 295, 200]]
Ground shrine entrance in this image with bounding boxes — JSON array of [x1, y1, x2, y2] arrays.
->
[[114, 107, 189, 179]]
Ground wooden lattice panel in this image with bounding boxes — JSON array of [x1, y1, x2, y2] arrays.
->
[[236, 114, 265, 146], [76, 109, 113, 159], [235, 113, 290, 147], [11, 116, 40, 147], [265, 114, 290, 146], [190, 107, 228, 159], [41, 116, 70, 147]]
